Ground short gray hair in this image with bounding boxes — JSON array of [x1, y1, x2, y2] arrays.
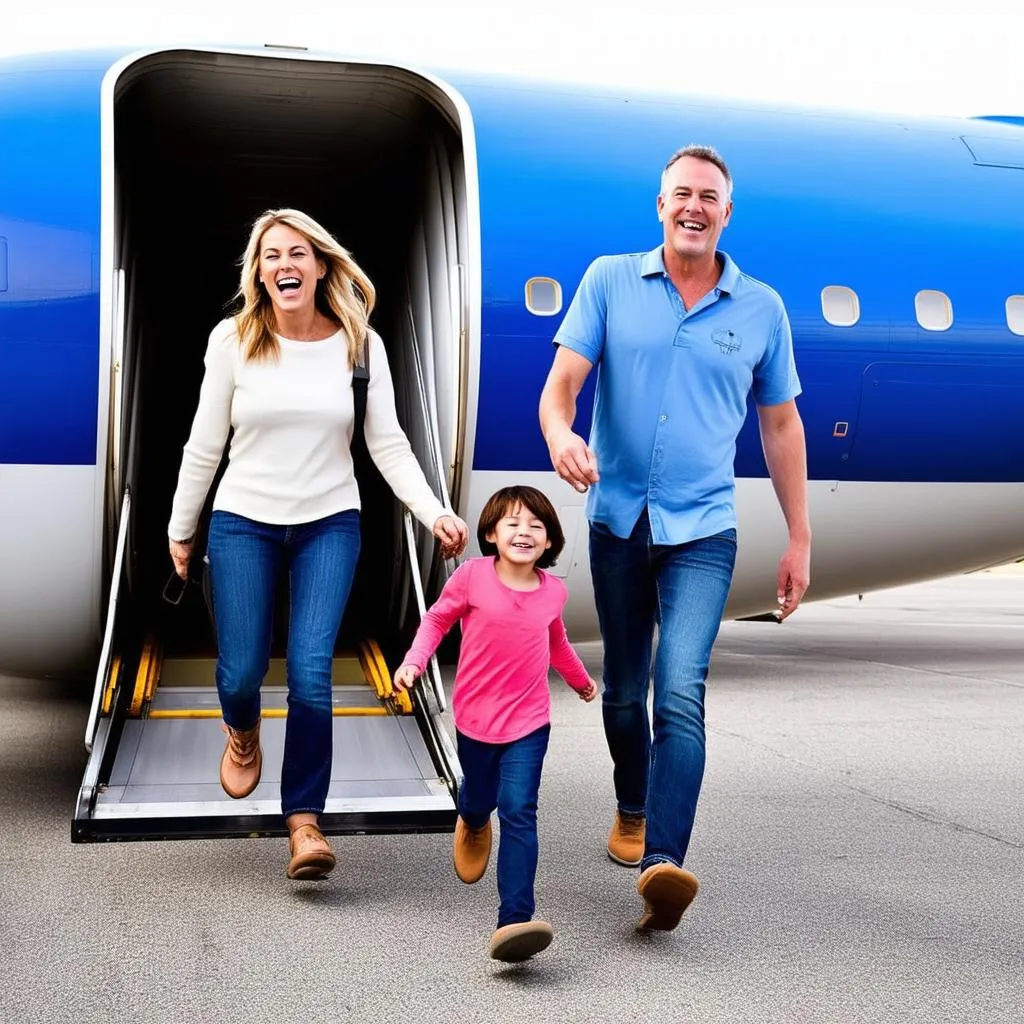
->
[[661, 145, 732, 198]]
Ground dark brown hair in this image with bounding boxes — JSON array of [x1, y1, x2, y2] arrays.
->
[[476, 486, 565, 569]]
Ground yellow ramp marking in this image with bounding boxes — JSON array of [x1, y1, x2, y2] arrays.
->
[[147, 707, 390, 719], [359, 639, 412, 715], [129, 637, 161, 716]]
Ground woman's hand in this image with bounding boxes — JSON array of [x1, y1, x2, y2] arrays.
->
[[392, 663, 422, 692], [432, 513, 469, 558], [169, 538, 194, 580]]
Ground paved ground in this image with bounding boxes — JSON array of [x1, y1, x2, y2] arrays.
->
[[2, 571, 1022, 1023]]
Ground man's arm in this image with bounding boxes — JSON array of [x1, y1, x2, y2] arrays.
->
[[539, 346, 599, 493], [757, 399, 811, 619]]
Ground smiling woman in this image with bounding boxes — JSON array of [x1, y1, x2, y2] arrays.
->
[[165, 203, 469, 878]]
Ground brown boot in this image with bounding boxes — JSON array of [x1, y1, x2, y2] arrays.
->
[[488, 920, 554, 962], [219, 721, 262, 799], [636, 862, 700, 932], [453, 816, 492, 883], [607, 811, 645, 866], [286, 823, 336, 880]]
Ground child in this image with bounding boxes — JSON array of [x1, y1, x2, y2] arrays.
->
[[394, 485, 597, 963]]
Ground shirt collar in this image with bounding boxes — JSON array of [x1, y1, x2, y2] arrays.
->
[[639, 246, 666, 278], [640, 245, 740, 296]]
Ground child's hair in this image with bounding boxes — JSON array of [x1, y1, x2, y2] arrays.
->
[[477, 486, 565, 569]]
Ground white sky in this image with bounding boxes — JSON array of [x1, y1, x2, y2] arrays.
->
[[2, 0, 1021, 120]]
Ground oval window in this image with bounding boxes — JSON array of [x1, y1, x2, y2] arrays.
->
[[915, 289, 953, 331], [525, 277, 562, 316], [820, 285, 860, 327]]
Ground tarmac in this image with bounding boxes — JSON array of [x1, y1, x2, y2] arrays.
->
[[1, 569, 1022, 1023]]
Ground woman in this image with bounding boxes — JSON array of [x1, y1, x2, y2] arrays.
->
[[167, 208, 469, 880]]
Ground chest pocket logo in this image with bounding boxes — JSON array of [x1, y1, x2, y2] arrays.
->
[[711, 328, 742, 355]]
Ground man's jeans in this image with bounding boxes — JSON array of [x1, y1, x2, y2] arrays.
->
[[456, 724, 551, 928], [207, 509, 361, 819], [590, 509, 737, 871]]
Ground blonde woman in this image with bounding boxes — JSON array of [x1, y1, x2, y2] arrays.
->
[[167, 209, 469, 880]]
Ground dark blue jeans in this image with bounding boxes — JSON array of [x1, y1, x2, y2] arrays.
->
[[590, 509, 737, 872], [206, 509, 361, 819], [457, 724, 551, 929]]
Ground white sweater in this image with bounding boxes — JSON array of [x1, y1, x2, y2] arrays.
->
[[167, 319, 449, 542]]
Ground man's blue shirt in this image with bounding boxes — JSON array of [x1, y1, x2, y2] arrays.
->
[[553, 246, 801, 545]]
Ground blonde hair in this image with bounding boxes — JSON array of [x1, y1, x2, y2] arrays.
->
[[234, 208, 376, 364]]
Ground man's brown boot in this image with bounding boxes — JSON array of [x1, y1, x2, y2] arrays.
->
[[287, 823, 336, 880], [607, 811, 645, 866], [636, 862, 700, 932], [453, 816, 492, 883], [219, 721, 262, 799]]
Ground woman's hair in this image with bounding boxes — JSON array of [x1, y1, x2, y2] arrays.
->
[[233, 208, 376, 365], [476, 486, 565, 569]]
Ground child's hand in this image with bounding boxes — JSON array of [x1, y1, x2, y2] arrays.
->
[[393, 664, 421, 692], [578, 679, 599, 702]]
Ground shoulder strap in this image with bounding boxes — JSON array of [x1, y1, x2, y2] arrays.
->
[[352, 332, 370, 448]]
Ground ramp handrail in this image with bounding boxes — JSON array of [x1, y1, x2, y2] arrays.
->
[[399, 300, 463, 716], [85, 489, 131, 751], [403, 509, 448, 714]]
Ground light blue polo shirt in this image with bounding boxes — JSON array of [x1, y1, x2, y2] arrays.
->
[[554, 246, 801, 545]]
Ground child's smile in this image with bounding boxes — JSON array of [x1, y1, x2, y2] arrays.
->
[[487, 503, 552, 567]]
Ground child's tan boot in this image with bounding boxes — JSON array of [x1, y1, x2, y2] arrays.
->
[[453, 816, 492, 883], [488, 920, 554, 962]]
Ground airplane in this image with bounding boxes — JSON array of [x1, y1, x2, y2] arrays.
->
[[1, 44, 1022, 843]]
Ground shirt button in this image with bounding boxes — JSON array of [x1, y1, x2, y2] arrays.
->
[[660, 414, 668, 423]]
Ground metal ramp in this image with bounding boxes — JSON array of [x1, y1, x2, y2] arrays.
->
[[74, 504, 459, 843]]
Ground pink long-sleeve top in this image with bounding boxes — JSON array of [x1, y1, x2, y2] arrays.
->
[[401, 557, 591, 744]]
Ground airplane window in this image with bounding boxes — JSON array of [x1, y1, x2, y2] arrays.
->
[[1006, 295, 1024, 336], [820, 285, 860, 327], [525, 277, 562, 316], [915, 289, 953, 331]]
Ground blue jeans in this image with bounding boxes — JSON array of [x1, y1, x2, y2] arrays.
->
[[589, 509, 737, 872], [206, 509, 361, 819], [456, 725, 551, 929]]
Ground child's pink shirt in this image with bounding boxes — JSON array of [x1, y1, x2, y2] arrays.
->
[[401, 557, 591, 743]]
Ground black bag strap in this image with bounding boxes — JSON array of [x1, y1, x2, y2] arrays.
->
[[352, 332, 370, 448]]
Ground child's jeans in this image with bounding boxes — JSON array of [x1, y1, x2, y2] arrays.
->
[[456, 724, 551, 928]]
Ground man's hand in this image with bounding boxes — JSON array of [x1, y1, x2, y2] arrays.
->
[[775, 540, 811, 620], [393, 664, 421, 692], [546, 426, 599, 494], [539, 346, 596, 492]]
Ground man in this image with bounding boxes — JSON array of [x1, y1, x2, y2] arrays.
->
[[539, 145, 811, 933]]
